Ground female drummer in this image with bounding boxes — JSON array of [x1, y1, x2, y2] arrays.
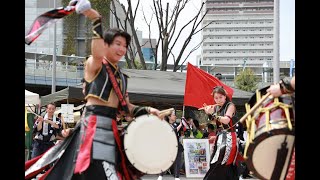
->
[[202, 86, 241, 180]]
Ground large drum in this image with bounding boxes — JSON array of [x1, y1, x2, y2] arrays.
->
[[123, 114, 178, 175], [243, 86, 295, 180]]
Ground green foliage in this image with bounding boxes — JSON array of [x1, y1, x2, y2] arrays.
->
[[62, 13, 78, 55], [61, 0, 111, 56], [124, 59, 143, 69], [62, 0, 77, 55], [134, 60, 143, 70], [234, 68, 258, 92]]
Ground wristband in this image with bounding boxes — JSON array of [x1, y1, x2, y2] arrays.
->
[[132, 106, 151, 117], [92, 17, 103, 39], [279, 77, 294, 94]]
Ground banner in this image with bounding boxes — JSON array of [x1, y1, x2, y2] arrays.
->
[[182, 138, 210, 178], [61, 104, 74, 123], [184, 63, 233, 109]]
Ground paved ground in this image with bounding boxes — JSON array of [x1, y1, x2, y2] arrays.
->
[[33, 173, 259, 180], [141, 174, 259, 180]]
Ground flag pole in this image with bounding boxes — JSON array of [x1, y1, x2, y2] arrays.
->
[[182, 105, 185, 117]]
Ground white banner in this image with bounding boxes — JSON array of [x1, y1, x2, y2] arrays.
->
[[61, 104, 74, 123]]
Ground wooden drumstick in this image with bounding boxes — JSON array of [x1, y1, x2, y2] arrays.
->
[[239, 92, 271, 124], [159, 108, 175, 117], [26, 109, 42, 117], [198, 103, 222, 111]]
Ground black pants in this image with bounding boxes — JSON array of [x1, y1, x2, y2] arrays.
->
[[160, 144, 183, 178], [31, 140, 55, 159]]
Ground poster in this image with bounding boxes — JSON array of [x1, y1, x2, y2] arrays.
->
[[61, 104, 74, 123], [183, 138, 210, 178]]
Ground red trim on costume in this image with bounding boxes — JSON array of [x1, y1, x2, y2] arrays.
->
[[285, 147, 295, 180], [226, 132, 237, 165], [74, 116, 97, 174], [112, 120, 131, 180], [103, 59, 129, 113], [25, 145, 55, 179], [25, 153, 43, 171], [38, 165, 54, 180], [228, 116, 235, 132]]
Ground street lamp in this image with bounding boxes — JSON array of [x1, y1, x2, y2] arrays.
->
[[52, 0, 57, 93]]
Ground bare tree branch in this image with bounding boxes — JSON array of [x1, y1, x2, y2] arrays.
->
[[178, 37, 205, 70]]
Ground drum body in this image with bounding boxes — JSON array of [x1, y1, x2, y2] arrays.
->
[[123, 114, 178, 175], [245, 88, 295, 180]]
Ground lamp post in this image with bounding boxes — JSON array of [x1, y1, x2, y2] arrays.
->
[[52, 0, 57, 93], [273, 0, 280, 83]]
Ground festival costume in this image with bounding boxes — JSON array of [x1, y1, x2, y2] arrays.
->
[[25, 59, 144, 180], [203, 101, 241, 180], [31, 114, 61, 159]]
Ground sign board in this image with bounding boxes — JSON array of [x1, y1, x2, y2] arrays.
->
[[61, 104, 74, 123], [183, 138, 210, 178]]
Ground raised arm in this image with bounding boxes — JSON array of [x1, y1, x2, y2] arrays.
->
[[73, 0, 105, 76]]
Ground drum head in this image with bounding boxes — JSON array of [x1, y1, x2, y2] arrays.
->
[[246, 129, 295, 180], [124, 114, 178, 174]]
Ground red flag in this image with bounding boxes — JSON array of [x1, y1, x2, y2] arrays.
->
[[184, 63, 233, 109]]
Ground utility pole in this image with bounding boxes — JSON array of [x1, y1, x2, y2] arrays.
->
[[52, 0, 57, 93], [273, 0, 280, 83], [242, 58, 247, 71]]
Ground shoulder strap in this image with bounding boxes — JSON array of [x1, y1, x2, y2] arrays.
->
[[103, 59, 129, 113]]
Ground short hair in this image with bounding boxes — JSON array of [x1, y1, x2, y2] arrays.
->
[[103, 28, 131, 48], [47, 102, 56, 108]]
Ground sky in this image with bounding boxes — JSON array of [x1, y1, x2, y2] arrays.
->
[[119, 0, 295, 65]]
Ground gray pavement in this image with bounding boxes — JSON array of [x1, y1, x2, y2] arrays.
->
[[33, 171, 259, 180], [141, 174, 259, 180]]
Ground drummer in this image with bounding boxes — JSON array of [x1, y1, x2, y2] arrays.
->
[[202, 86, 242, 180], [26, 0, 162, 179]]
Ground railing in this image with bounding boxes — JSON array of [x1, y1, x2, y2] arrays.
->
[[25, 62, 83, 87]]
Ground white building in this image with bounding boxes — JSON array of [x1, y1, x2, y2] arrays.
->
[[201, 0, 275, 67]]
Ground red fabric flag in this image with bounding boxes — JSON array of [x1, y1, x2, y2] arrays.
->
[[184, 63, 234, 109]]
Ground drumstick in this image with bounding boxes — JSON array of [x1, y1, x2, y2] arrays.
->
[[198, 103, 223, 110], [239, 92, 271, 123], [26, 109, 42, 117], [159, 108, 175, 117], [223, 92, 271, 132]]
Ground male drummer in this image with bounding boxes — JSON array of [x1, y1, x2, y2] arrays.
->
[[25, 0, 163, 179]]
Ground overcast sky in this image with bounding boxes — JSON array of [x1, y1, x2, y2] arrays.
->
[[119, 0, 295, 65]]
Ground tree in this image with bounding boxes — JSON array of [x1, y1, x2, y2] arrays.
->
[[110, 0, 147, 69], [111, 0, 214, 71], [234, 68, 258, 92], [145, 0, 213, 71]]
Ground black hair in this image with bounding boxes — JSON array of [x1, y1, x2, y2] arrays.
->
[[193, 119, 200, 128], [47, 102, 56, 108], [103, 28, 131, 48], [207, 124, 215, 131], [164, 115, 170, 122]]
